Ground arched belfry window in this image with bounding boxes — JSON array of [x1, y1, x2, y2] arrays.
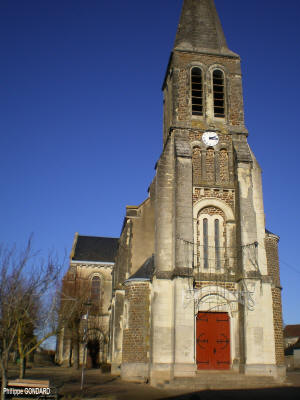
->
[[91, 276, 101, 302], [213, 69, 225, 118], [191, 67, 203, 116]]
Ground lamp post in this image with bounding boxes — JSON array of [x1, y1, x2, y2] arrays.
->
[[81, 300, 92, 391]]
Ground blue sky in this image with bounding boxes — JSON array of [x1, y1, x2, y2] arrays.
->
[[0, 0, 300, 325]]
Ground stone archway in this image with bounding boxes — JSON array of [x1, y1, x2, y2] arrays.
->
[[86, 327, 107, 368], [194, 285, 239, 370]]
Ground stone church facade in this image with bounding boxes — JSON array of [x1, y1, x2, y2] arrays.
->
[[57, 0, 285, 384]]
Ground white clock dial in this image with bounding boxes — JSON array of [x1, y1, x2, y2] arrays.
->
[[202, 131, 219, 147]]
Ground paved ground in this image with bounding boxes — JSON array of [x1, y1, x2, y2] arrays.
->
[[6, 365, 300, 400]]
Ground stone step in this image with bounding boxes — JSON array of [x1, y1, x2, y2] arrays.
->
[[159, 374, 289, 390]]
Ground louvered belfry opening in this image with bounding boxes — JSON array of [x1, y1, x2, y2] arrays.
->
[[213, 69, 225, 118], [191, 67, 203, 116]]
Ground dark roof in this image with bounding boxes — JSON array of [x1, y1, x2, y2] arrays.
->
[[72, 235, 119, 263], [174, 0, 237, 56], [126, 255, 155, 282], [265, 228, 275, 235], [284, 325, 300, 338]]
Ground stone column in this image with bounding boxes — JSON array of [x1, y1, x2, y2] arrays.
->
[[151, 135, 176, 383], [175, 131, 193, 272], [111, 290, 125, 375], [155, 136, 175, 274], [173, 130, 195, 377]]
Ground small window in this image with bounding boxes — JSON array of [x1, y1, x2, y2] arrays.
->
[[191, 67, 203, 116], [215, 219, 221, 270], [213, 69, 225, 118], [203, 218, 209, 269], [124, 302, 129, 330], [91, 276, 100, 302]]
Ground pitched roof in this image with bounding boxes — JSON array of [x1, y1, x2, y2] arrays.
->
[[284, 325, 300, 338], [174, 0, 237, 56], [72, 235, 119, 263], [125, 255, 155, 283]]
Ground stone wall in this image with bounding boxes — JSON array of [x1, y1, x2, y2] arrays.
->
[[122, 282, 150, 363], [130, 198, 155, 277], [193, 187, 235, 209], [163, 51, 245, 132], [265, 234, 285, 366], [195, 281, 236, 292], [113, 197, 155, 290], [114, 219, 132, 290], [56, 262, 113, 366]]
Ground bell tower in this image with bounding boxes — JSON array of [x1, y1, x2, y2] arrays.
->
[[151, 0, 285, 382], [163, 0, 246, 141]]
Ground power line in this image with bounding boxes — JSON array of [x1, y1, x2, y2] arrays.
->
[[177, 236, 258, 249], [280, 259, 300, 275]]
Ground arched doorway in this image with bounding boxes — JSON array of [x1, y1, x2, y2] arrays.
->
[[87, 339, 100, 368], [86, 328, 107, 368]]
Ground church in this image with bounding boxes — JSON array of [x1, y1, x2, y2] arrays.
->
[[56, 0, 285, 385]]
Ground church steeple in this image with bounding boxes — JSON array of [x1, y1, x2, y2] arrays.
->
[[174, 0, 237, 56]]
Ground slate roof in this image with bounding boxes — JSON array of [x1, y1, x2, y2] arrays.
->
[[126, 255, 155, 282], [72, 235, 119, 263], [174, 0, 237, 56], [284, 325, 300, 338]]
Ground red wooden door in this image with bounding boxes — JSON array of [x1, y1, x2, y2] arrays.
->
[[196, 312, 230, 370]]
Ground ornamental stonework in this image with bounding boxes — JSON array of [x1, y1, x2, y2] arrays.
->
[[193, 187, 235, 210]]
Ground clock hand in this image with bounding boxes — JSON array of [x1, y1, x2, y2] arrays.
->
[[209, 136, 217, 140]]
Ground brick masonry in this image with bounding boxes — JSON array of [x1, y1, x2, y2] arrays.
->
[[265, 235, 285, 366], [173, 52, 244, 127], [206, 148, 215, 182], [195, 281, 236, 292], [199, 206, 225, 217], [192, 147, 201, 185], [193, 187, 235, 210], [219, 149, 229, 182], [122, 282, 150, 363]]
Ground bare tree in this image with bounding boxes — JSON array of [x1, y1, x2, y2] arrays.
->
[[57, 273, 106, 369], [58, 278, 92, 369], [0, 238, 65, 400]]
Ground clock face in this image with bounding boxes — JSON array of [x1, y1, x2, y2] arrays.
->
[[202, 131, 219, 147]]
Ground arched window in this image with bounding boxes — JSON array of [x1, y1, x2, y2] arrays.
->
[[215, 219, 221, 270], [191, 67, 203, 116], [91, 276, 100, 303], [213, 69, 225, 118], [203, 218, 209, 269], [197, 208, 225, 272]]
